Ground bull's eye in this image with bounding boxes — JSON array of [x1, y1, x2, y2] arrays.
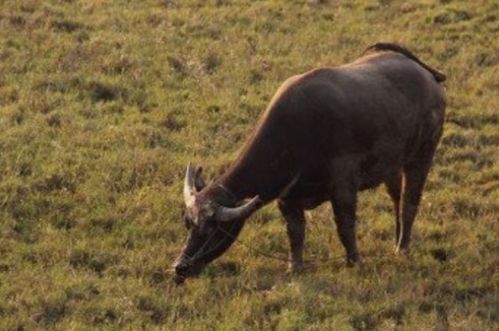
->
[[198, 219, 217, 236]]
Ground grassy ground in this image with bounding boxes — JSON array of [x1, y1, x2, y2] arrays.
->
[[0, 0, 497, 330]]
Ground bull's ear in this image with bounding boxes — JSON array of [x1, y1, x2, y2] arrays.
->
[[194, 167, 206, 191]]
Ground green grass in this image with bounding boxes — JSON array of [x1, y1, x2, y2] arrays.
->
[[0, 0, 497, 330]]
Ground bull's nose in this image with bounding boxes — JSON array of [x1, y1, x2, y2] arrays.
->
[[174, 261, 189, 275], [173, 263, 187, 285]]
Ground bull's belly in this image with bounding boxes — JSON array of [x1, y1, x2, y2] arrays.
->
[[282, 151, 404, 208], [281, 181, 330, 210], [359, 174, 389, 190], [300, 195, 330, 210], [354, 139, 406, 189], [358, 157, 402, 190]]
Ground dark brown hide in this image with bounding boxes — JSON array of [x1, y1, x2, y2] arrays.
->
[[175, 43, 446, 279]]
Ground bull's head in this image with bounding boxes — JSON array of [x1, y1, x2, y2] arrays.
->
[[173, 163, 261, 283]]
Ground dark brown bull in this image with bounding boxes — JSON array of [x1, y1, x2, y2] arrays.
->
[[174, 43, 446, 283]]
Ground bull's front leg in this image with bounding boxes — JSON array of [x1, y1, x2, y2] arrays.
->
[[278, 200, 306, 273]]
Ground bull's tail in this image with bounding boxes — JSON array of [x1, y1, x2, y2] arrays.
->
[[364, 42, 446, 83]]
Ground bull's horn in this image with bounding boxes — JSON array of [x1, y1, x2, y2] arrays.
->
[[184, 163, 197, 208], [216, 195, 261, 222]]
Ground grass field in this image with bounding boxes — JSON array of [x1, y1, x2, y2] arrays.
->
[[0, 0, 498, 330]]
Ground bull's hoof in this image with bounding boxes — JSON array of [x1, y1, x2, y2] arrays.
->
[[286, 262, 304, 274], [346, 253, 360, 267], [346, 260, 357, 268], [394, 245, 410, 255]]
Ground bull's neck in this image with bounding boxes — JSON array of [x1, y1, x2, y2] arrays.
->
[[214, 106, 299, 203], [217, 153, 296, 204]]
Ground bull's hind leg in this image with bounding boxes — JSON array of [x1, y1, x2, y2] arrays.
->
[[384, 171, 402, 249], [330, 186, 359, 266], [397, 147, 437, 252], [278, 200, 306, 273]]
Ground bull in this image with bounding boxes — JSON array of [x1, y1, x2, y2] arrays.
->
[[173, 43, 446, 283]]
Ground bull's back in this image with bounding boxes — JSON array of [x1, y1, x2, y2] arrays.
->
[[275, 53, 445, 191]]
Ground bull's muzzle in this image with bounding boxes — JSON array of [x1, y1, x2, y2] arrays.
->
[[172, 258, 205, 284], [174, 260, 189, 275]]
